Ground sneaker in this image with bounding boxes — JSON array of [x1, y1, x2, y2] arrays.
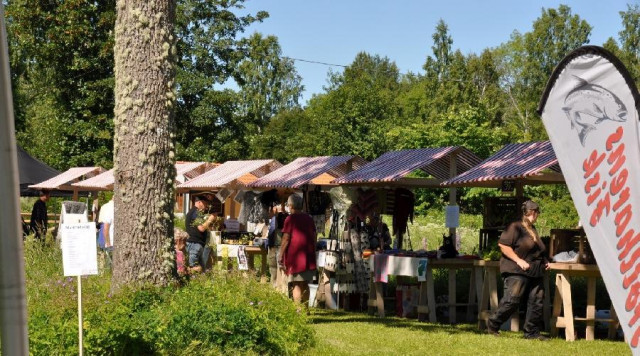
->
[[524, 334, 549, 341], [485, 320, 500, 336]]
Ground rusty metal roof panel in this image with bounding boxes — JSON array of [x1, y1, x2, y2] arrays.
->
[[71, 169, 114, 191], [250, 156, 367, 189], [333, 147, 481, 184], [178, 160, 282, 190], [30, 167, 103, 190], [441, 141, 560, 186]]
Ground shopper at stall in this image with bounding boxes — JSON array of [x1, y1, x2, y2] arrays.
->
[[487, 200, 550, 340], [185, 196, 216, 272], [30, 189, 50, 240], [278, 194, 317, 306]]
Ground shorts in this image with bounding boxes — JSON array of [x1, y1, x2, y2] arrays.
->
[[287, 269, 316, 283]]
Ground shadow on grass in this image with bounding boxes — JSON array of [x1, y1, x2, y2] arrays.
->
[[309, 310, 482, 335]]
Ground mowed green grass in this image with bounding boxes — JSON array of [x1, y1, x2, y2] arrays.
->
[[303, 310, 631, 356]]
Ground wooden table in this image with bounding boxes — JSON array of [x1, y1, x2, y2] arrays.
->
[[549, 263, 619, 341], [216, 244, 268, 281], [367, 254, 429, 319], [427, 258, 478, 324]]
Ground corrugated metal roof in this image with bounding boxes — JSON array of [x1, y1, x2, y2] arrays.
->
[[250, 156, 367, 188], [69, 162, 216, 190], [333, 147, 482, 184], [441, 141, 561, 187], [178, 160, 282, 190], [176, 162, 217, 179], [30, 167, 103, 190], [71, 169, 114, 191]]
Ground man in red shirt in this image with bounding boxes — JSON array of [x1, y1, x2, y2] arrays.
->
[[278, 194, 317, 306]]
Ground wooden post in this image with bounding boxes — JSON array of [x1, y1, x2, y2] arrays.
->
[[448, 153, 457, 237], [0, 3, 29, 353]]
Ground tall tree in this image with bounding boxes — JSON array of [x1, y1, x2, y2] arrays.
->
[[112, 0, 177, 288], [617, 4, 640, 83], [301, 52, 401, 160], [6, 0, 116, 169], [497, 5, 591, 141], [236, 33, 303, 148]]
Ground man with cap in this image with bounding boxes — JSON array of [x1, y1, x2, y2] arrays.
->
[[487, 200, 550, 340], [185, 195, 216, 272]]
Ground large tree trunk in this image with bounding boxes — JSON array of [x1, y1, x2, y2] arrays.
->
[[112, 0, 177, 290]]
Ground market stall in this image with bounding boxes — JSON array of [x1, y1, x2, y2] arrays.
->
[[441, 140, 619, 339], [441, 141, 562, 331], [329, 146, 482, 316], [176, 159, 283, 276], [248, 155, 367, 301]]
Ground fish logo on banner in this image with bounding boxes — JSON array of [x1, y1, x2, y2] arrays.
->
[[538, 46, 640, 354], [562, 76, 628, 145]]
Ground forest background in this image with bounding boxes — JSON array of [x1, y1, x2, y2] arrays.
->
[[8, 1, 640, 220]]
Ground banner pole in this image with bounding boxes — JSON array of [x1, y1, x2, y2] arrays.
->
[[78, 276, 83, 356]]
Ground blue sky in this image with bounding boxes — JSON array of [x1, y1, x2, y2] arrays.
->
[[239, 1, 634, 105]]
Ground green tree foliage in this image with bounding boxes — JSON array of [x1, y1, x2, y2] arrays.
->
[[615, 4, 640, 84], [277, 52, 401, 160], [7, 0, 117, 169], [8, 0, 301, 167], [497, 5, 591, 142]]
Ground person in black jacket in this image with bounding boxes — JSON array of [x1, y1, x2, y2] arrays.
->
[[486, 200, 550, 340], [30, 190, 50, 240]]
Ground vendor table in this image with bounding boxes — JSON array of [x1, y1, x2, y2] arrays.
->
[[427, 258, 478, 324], [367, 254, 429, 319], [549, 263, 619, 341], [216, 244, 268, 281]]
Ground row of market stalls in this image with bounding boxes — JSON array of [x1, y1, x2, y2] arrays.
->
[[26, 142, 565, 238]]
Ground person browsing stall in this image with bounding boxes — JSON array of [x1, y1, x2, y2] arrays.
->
[[487, 200, 550, 340], [185, 196, 216, 273], [278, 194, 317, 306]]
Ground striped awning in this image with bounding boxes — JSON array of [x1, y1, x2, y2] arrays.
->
[[177, 159, 282, 191], [30, 167, 104, 190], [71, 169, 114, 191], [441, 141, 563, 187], [176, 161, 215, 180], [70, 162, 216, 191], [249, 156, 367, 189], [333, 147, 482, 187]]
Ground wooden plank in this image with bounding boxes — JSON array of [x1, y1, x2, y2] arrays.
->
[[585, 277, 596, 340], [426, 267, 437, 322]]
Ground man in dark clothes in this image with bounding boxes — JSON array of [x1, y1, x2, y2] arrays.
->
[[30, 190, 50, 240], [185, 196, 216, 272]]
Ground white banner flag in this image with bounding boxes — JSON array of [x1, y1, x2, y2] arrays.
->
[[539, 46, 640, 353]]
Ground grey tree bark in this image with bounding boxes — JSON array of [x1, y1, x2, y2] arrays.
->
[[112, 0, 177, 289]]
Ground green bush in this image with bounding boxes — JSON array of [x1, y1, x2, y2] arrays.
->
[[24, 239, 314, 355]]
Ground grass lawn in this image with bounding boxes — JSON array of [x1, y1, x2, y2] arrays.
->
[[303, 310, 631, 355]]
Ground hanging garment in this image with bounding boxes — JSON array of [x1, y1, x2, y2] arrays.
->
[[392, 188, 414, 236]]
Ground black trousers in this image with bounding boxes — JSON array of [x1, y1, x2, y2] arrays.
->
[[487, 274, 545, 337]]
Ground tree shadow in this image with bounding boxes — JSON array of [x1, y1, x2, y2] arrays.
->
[[309, 310, 482, 335]]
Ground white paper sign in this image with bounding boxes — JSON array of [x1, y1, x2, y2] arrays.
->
[[61, 223, 98, 276], [445, 205, 459, 228]]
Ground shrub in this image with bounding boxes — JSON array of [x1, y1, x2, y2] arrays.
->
[[24, 240, 314, 355]]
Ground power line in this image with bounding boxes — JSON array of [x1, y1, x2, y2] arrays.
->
[[282, 56, 348, 68]]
